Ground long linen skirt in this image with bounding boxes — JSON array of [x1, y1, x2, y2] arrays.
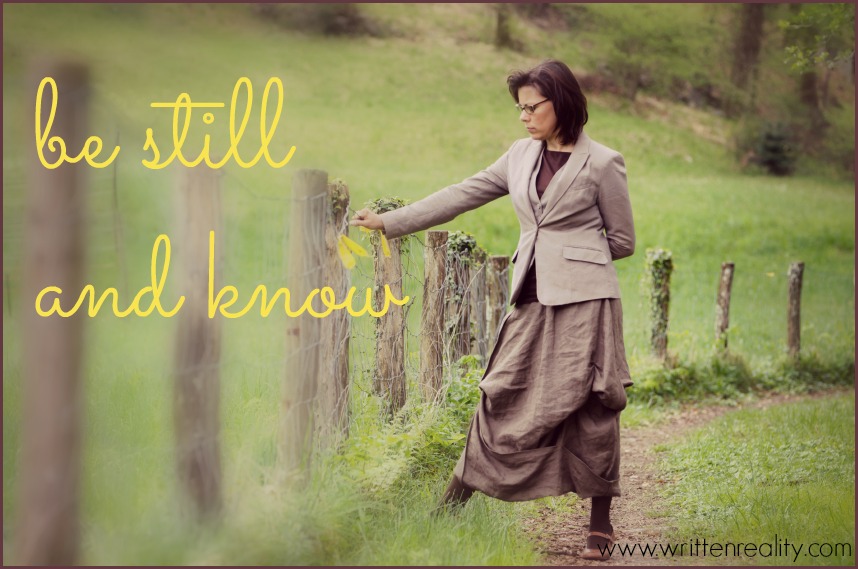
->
[[452, 298, 633, 502]]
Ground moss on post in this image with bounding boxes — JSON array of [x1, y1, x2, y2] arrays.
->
[[644, 248, 674, 363]]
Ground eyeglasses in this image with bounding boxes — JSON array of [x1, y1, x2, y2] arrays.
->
[[515, 99, 550, 114]]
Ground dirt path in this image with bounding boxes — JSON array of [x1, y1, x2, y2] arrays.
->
[[519, 388, 851, 566]]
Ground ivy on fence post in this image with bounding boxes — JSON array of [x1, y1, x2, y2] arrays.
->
[[644, 248, 674, 363], [446, 231, 480, 373]]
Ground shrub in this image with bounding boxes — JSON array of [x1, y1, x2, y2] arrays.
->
[[735, 119, 797, 176], [251, 4, 383, 37], [395, 356, 484, 482], [629, 351, 854, 406], [755, 122, 796, 176]]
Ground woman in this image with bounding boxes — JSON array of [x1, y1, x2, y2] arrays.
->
[[350, 59, 634, 561]]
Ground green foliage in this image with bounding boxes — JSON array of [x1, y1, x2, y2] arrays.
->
[[366, 195, 413, 254], [446, 355, 485, 426], [590, 5, 738, 113], [631, 353, 750, 405], [366, 195, 408, 215], [629, 352, 854, 406], [780, 4, 855, 73], [334, 414, 417, 494], [335, 356, 484, 494], [659, 393, 855, 565], [755, 352, 856, 394], [445, 231, 487, 310], [251, 3, 385, 38], [817, 105, 856, 176], [403, 355, 484, 481], [446, 230, 486, 266], [604, 27, 678, 100], [328, 177, 349, 218]]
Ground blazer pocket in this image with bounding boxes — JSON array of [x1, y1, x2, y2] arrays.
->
[[562, 245, 608, 265], [568, 183, 594, 192]]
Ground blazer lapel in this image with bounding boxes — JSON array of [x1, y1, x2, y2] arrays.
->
[[540, 132, 591, 221], [528, 150, 544, 213], [514, 140, 542, 225]]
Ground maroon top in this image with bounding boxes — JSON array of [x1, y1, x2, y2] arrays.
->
[[515, 147, 571, 305]]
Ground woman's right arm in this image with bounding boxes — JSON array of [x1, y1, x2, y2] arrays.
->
[[351, 142, 517, 239]]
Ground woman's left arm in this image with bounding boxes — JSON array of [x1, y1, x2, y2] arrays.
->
[[598, 152, 635, 260]]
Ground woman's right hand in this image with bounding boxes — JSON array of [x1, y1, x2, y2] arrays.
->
[[349, 208, 385, 231]]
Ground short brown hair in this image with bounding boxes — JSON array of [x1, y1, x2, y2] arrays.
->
[[507, 59, 589, 145]]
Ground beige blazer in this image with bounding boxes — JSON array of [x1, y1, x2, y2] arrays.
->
[[379, 132, 635, 306]]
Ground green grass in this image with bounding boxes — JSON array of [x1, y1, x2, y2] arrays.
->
[[2, 3, 854, 565], [658, 392, 855, 566]]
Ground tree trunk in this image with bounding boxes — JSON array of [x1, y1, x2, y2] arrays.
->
[[495, 4, 514, 50], [731, 4, 766, 90], [799, 70, 827, 130]]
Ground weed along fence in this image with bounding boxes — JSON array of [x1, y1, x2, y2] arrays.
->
[[279, 171, 514, 430], [8, 59, 851, 564]]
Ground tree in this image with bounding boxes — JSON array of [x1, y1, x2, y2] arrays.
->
[[780, 3, 854, 75], [779, 4, 854, 131], [731, 4, 767, 90], [495, 4, 515, 50]]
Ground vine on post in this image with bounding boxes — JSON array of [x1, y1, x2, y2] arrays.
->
[[644, 247, 674, 363]]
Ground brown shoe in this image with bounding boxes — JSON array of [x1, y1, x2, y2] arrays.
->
[[579, 530, 615, 561]]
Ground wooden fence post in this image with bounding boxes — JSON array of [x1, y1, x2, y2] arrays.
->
[[420, 230, 447, 402], [446, 233, 473, 369], [787, 262, 804, 359], [373, 216, 406, 417], [486, 255, 510, 355], [645, 248, 673, 362], [283, 169, 327, 480], [714, 262, 735, 351], [17, 60, 88, 565], [316, 180, 351, 448], [173, 167, 223, 520], [470, 248, 488, 362]]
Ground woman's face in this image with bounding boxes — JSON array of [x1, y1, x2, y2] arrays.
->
[[517, 85, 558, 143]]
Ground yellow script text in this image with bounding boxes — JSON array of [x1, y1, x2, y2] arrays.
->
[[142, 77, 296, 169], [35, 77, 121, 169], [34, 232, 409, 319]]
